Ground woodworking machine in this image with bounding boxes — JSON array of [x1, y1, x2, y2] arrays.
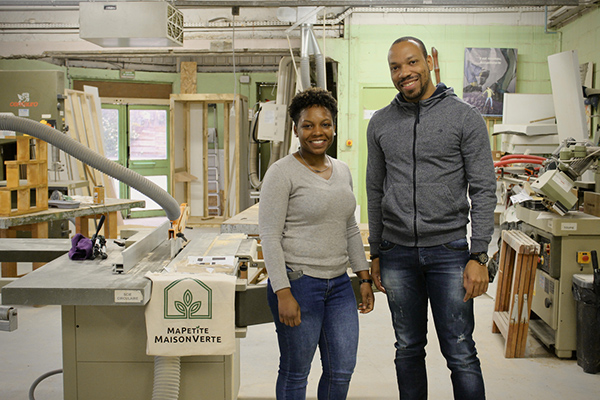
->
[[1, 224, 272, 400], [516, 205, 600, 358]]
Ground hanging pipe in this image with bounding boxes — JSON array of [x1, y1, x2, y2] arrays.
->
[[0, 114, 181, 221], [300, 23, 327, 90]]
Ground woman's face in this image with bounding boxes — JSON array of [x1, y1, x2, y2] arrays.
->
[[294, 105, 335, 156]]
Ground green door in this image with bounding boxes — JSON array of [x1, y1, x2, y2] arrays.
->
[[101, 103, 171, 218], [358, 85, 398, 223]]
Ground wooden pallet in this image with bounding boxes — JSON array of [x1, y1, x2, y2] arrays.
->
[[492, 229, 540, 358], [0, 136, 48, 217]]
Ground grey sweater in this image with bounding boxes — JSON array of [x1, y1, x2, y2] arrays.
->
[[366, 84, 497, 255], [259, 154, 369, 293]]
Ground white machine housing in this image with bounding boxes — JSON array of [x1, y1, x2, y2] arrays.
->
[[79, 2, 184, 48], [256, 102, 287, 142]]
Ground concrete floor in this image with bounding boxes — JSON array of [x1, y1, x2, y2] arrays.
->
[[1, 220, 599, 399]]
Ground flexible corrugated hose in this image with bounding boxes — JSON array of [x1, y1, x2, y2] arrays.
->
[[0, 114, 181, 221]]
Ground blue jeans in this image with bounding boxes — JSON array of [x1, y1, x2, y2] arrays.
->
[[379, 238, 485, 400], [267, 271, 359, 400]]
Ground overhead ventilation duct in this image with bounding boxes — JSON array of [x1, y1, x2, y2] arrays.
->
[[79, 1, 183, 48]]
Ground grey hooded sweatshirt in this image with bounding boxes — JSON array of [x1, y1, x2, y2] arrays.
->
[[366, 84, 497, 256]]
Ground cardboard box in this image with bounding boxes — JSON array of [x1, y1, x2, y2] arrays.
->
[[583, 191, 600, 217]]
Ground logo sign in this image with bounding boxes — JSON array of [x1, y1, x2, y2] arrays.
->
[[164, 278, 212, 319], [10, 92, 38, 108], [145, 272, 236, 356]]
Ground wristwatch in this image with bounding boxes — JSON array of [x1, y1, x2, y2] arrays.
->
[[469, 252, 489, 265]]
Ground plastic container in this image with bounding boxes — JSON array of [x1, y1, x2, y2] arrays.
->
[[572, 273, 600, 374]]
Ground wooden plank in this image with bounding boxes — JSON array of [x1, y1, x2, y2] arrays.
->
[[203, 102, 210, 218], [180, 61, 197, 94], [495, 239, 510, 311], [6, 164, 18, 187], [78, 93, 103, 192], [184, 102, 191, 206], [0, 228, 17, 277], [492, 311, 509, 338], [509, 252, 527, 357], [173, 170, 198, 182], [0, 191, 10, 215], [84, 86, 115, 202], [505, 294, 520, 357], [16, 136, 28, 161], [223, 101, 231, 218], [505, 248, 526, 357], [64, 90, 90, 189]]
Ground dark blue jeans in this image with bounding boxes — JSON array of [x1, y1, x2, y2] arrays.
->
[[267, 271, 359, 400], [379, 238, 485, 400]]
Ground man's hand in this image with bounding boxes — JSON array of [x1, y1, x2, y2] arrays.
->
[[276, 288, 301, 327], [370, 258, 386, 294], [463, 260, 489, 302]]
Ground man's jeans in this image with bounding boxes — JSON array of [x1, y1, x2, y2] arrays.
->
[[379, 238, 485, 400], [267, 271, 359, 400]]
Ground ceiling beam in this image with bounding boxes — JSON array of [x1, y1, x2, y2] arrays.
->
[[0, 0, 582, 7]]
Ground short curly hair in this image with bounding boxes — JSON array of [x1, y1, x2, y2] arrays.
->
[[288, 87, 337, 126]]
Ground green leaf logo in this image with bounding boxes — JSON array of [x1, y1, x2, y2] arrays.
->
[[174, 289, 202, 318]]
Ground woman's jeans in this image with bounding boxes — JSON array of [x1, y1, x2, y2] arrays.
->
[[267, 271, 359, 400], [379, 238, 485, 400]]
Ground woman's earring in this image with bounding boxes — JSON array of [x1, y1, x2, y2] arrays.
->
[[333, 131, 337, 136]]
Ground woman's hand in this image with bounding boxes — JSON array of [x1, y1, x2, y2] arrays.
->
[[356, 271, 375, 313], [359, 282, 375, 314], [276, 288, 301, 327]]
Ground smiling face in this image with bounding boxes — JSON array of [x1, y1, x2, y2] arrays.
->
[[388, 40, 436, 103], [294, 105, 335, 157]]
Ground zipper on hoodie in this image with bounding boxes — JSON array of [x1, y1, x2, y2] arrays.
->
[[412, 104, 419, 247]]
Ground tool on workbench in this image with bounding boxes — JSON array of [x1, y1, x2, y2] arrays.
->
[[91, 215, 108, 259]]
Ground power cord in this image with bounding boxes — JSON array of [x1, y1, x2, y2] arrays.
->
[[28, 369, 63, 400]]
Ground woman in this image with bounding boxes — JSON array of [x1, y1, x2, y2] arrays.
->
[[259, 87, 374, 400]]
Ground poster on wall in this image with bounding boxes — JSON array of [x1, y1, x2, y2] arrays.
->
[[463, 47, 517, 116]]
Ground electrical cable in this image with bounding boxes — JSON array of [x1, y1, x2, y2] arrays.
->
[[28, 369, 63, 400]]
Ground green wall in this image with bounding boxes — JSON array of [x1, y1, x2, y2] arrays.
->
[[326, 23, 561, 220]]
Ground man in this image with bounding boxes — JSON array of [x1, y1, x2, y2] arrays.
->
[[366, 36, 497, 399]]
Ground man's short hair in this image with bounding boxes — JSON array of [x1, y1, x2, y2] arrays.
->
[[392, 36, 428, 58]]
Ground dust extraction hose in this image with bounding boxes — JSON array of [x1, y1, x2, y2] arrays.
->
[[0, 114, 181, 222], [152, 356, 181, 400]]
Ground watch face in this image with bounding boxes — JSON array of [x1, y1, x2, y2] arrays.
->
[[471, 253, 489, 264], [477, 253, 489, 264]]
